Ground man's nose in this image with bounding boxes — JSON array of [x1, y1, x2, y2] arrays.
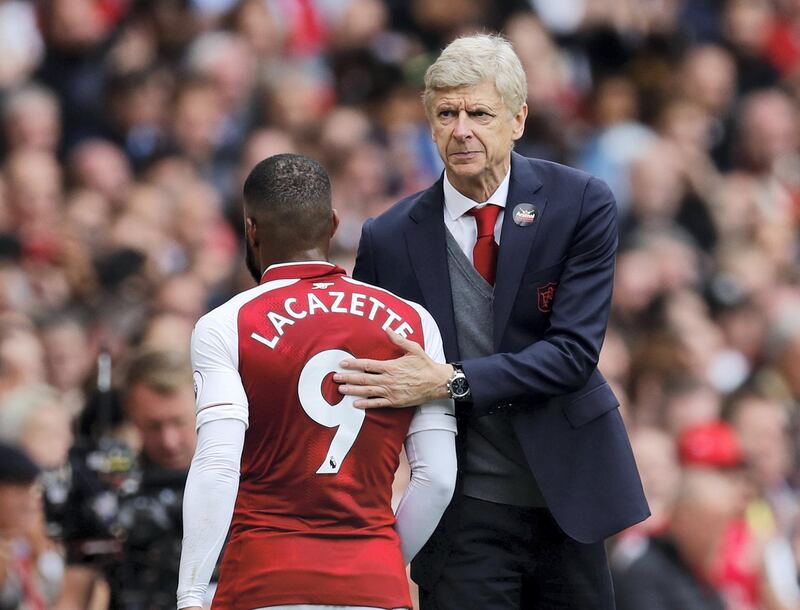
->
[[160, 426, 181, 453], [453, 111, 472, 140]]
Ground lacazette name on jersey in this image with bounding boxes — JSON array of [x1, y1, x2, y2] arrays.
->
[[251, 285, 415, 350]]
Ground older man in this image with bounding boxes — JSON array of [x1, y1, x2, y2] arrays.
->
[[336, 34, 648, 609]]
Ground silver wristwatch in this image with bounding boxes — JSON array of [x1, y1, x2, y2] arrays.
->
[[446, 363, 471, 401]]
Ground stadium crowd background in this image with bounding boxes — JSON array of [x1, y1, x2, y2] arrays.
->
[[1, 0, 800, 608]]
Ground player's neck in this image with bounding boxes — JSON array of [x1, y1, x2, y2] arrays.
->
[[260, 248, 329, 273]]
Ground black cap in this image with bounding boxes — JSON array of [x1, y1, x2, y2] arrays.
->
[[0, 443, 41, 484]]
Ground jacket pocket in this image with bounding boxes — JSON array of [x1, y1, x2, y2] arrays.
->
[[561, 382, 619, 428]]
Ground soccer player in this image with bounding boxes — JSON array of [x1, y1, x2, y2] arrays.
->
[[177, 154, 457, 610]]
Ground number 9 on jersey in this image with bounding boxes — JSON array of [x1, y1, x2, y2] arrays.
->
[[298, 349, 366, 475]]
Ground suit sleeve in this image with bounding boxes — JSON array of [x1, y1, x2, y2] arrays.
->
[[462, 177, 618, 416], [353, 217, 377, 285]]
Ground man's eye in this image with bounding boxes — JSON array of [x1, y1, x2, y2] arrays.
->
[[439, 110, 455, 118]]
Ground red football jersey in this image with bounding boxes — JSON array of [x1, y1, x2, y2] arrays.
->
[[190, 262, 454, 610]]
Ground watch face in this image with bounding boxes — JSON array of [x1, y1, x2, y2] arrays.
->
[[450, 376, 469, 398]]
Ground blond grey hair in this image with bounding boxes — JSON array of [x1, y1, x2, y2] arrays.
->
[[0, 384, 64, 443], [124, 348, 192, 396], [423, 34, 527, 117]]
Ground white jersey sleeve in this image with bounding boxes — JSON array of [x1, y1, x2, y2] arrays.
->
[[395, 428, 457, 563], [178, 418, 245, 609], [191, 312, 249, 429], [393, 303, 458, 563], [406, 303, 457, 436]]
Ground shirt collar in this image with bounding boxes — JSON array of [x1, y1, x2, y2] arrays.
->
[[443, 168, 511, 221], [259, 261, 345, 284]]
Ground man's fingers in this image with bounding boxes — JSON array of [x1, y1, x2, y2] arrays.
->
[[333, 371, 383, 385], [337, 384, 386, 398], [386, 329, 423, 354], [353, 397, 394, 409], [338, 357, 387, 373]]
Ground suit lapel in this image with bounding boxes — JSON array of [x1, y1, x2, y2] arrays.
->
[[494, 153, 546, 348], [406, 178, 460, 361]]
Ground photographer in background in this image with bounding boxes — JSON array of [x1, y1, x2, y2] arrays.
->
[[122, 348, 196, 474], [106, 348, 197, 610], [58, 349, 196, 610]]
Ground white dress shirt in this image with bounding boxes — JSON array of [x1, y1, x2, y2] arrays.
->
[[442, 169, 511, 264]]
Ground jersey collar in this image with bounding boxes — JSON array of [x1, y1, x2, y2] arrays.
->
[[259, 261, 345, 284]]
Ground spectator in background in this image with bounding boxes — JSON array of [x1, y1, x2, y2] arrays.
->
[[0, 385, 73, 477], [677, 418, 800, 610], [613, 469, 735, 610], [66, 139, 134, 208], [677, 44, 738, 170], [184, 31, 256, 153], [0, 316, 46, 401], [624, 427, 681, 536], [1, 83, 61, 155], [727, 390, 798, 536], [0, 443, 61, 610], [735, 89, 800, 201], [678, 421, 764, 610], [766, 311, 800, 403], [38, 312, 94, 416], [661, 376, 723, 438]]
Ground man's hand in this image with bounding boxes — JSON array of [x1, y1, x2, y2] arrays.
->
[[334, 330, 454, 408]]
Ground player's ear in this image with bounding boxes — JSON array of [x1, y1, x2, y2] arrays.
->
[[245, 216, 259, 248], [330, 209, 340, 239]]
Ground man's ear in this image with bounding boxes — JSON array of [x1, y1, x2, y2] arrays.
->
[[512, 102, 528, 141], [245, 215, 259, 248], [331, 209, 340, 239]]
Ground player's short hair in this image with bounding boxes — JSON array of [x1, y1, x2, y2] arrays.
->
[[423, 34, 527, 117], [243, 153, 332, 250], [124, 348, 192, 397]]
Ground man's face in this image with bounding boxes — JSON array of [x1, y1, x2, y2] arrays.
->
[[126, 384, 197, 470], [429, 80, 526, 194], [0, 483, 39, 535]]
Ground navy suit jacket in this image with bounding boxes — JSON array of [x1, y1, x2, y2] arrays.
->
[[354, 152, 649, 586]]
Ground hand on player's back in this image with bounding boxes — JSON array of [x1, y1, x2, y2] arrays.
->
[[335, 330, 453, 409]]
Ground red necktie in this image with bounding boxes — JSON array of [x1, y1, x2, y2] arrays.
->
[[467, 204, 501, 285]]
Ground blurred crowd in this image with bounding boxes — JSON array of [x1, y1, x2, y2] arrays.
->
[[1, 0, 800, 608]]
